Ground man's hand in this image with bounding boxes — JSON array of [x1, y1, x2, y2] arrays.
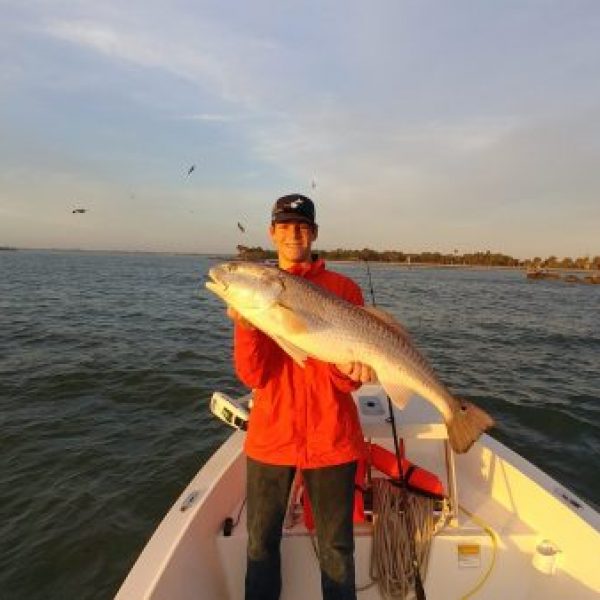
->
[[227, 307, 255, 330], [335, 361, 376, 384]]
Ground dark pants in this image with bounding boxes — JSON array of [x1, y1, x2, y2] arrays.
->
[[245, 457, 357, 600]]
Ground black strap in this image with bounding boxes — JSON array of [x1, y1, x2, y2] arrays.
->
[[405, 464, 417, 484], [234, 416, 248, 431]]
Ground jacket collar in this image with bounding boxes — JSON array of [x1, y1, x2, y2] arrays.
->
[[286, 258, 326, 278]]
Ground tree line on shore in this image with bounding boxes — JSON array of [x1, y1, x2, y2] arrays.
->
[[236, 245, 600, 269]]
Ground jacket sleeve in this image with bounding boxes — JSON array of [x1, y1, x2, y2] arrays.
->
[[329, 364, 363, 392], [344, 279, 365, 307], [233, 323, 283, 389]]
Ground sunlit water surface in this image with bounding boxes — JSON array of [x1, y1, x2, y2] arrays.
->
[[1, 251, 598, 599]]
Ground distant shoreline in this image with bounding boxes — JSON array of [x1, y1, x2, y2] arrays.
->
[[339, 261, 524, 270], [4, 247, 599, 275], [327, 260, 599, 275], [1, 247, 230, 257]]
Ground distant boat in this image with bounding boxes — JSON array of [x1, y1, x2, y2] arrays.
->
[[526, 268, 560, 280], [583, 274, 600, 285], [526, 269, 600, 284]]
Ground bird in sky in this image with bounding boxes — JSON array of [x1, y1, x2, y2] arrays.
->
[[72, 208, 87, 214], [311, 178, 317, 190], [187, 164, 196, 176], [237, 222, 246, 233]]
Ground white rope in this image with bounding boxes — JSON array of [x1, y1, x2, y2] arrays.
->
[[304, 477, 445, 597], [368, 478, 444, 599]]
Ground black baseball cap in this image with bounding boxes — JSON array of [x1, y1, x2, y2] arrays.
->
[[271, 194, 316, 225]]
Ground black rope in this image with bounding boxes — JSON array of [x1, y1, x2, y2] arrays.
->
[[363, 260, 426, 600]]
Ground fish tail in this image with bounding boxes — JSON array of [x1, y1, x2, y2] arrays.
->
[[446, 399, 494, 454]]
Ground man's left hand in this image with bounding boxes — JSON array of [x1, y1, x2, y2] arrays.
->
[[335, 361, 376, 383]]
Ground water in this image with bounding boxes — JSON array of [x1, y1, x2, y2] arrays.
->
[[1, 251, 599, 599]]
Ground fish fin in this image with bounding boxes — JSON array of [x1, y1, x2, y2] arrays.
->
[[361, 306, 412, 338], [270, 303, 309, 335], [272, 335, 308, 367], [446, 399, 495, 454], [377, 377, 413, 409]]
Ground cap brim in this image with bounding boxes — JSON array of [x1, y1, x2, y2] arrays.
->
[[272, 213, 314, 225]]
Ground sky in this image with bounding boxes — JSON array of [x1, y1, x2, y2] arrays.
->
[[1, 1, 599, 258]]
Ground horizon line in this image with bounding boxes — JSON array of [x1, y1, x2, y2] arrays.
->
[[3, 246, 598, 262]]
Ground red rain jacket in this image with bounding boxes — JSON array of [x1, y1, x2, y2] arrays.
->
[[233, 259, 366, 468]]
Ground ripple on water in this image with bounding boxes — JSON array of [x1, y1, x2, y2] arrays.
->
[[1, 254, 599, 598]]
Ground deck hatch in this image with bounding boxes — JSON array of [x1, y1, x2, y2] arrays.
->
[[359, 395, 385, 416]]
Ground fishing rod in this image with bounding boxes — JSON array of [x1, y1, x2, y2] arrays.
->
[[363, 260, 427, 600]]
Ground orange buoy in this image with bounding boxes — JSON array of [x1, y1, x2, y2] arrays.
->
[[369, 442, 445, 499]]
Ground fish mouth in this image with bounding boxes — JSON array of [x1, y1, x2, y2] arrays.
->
[[206, 266, 228, 294]]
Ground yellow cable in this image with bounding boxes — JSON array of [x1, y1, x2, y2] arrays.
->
[[458, 505, 499, 600]]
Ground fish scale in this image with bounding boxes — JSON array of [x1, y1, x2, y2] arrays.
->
[[206, 261, 494, 453], [280, 273, 450, 405]]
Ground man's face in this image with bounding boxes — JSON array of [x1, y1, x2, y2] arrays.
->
[[269, 220, 318, 266]]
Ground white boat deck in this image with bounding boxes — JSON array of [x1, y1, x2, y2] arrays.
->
[[116, 385, 600, 599]]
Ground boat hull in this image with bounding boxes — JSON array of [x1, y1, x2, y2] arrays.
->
[[116, 387, 600, 599]]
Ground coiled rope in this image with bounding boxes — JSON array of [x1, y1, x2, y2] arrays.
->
[[306, 479, 443, 596], [369, 478, 445, 599]]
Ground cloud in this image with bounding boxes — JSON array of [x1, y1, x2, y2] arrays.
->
[[2, 1, 599, 256], [249, 108, 521, 196], [45, 18, 224, 85], [41, 11, 280, 110], [242, 102, 600, 257], [179, 113, 243, 123]]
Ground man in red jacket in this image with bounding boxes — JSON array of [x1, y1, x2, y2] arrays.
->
[[228, 194, 375, 600]]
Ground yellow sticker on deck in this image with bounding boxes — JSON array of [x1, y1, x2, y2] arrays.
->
[[457, 543, 481, 568]]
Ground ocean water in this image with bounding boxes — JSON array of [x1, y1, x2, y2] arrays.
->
[[1, 251, 598, 599]]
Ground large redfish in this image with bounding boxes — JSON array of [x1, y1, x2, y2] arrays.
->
[[206, 261, 494, 453]]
